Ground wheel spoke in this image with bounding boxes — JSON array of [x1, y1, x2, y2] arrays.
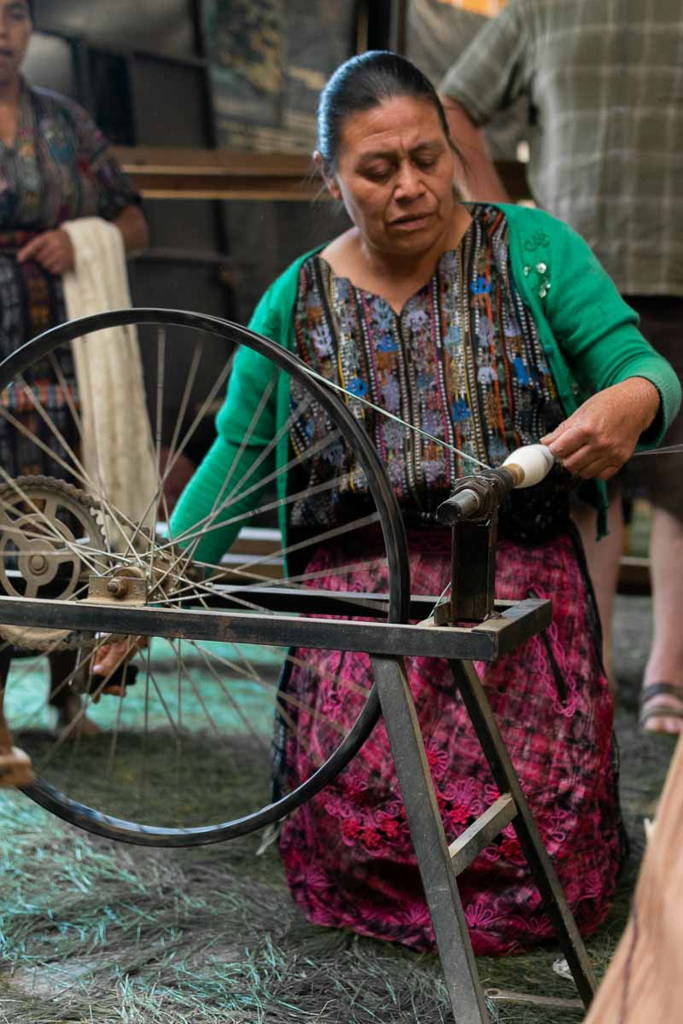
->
[[184, 640, 271, 754], [160, 389, 314, 558], [48, 352, 83, 441], [105, 657, 128, 778], [160, 470, 354, 559], [165, 339, 202, 469], [227, 511, 380, 579]]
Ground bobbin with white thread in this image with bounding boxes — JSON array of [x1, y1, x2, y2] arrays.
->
[[501, 444, 555, 489]]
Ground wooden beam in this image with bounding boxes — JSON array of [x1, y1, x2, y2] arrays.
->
[[113, 146, 315, 201], [113, 146, 530, 202]]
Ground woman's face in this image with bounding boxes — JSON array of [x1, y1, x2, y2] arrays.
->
[[326, 95, 458, 259], [0, 0, 31, 84]]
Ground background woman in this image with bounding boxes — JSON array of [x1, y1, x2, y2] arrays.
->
[[0, 0, 147, 469], [0, 0, 148, 731], [170, 52, 680, 955]]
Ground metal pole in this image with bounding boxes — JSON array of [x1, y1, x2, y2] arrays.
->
[[372, 655, 489, 1024], [449, 658, 598, 1008], [391, 0, 408, 54]]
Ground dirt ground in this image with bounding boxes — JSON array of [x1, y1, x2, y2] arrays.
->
[[0, 594, 676, 1024]]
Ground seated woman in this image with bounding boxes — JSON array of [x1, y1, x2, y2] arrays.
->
[[165, 53, 680, 954]]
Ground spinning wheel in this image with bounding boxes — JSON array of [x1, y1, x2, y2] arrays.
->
[[0, 309, 410, 845], [0, 310, 602, 1020]]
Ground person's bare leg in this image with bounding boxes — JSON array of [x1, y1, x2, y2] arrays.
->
[[48, 649, 99, 737], [641, 506, 683, 733], [572, 490, 625, 689]]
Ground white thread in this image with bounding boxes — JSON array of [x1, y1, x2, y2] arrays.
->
[[632, 443, 683, 458], [302, 365, 683, 471], [299, 362, 491, 471]]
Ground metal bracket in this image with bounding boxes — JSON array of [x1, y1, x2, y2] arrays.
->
[[436, 469, 516, 624], [449, 512, 499, 623], [87, 571, 148, 606]]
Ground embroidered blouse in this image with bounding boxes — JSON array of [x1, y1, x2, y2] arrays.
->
[[0, 82, 141, 474], [289, 205, 564, 528], [0, 80, 139, 233]]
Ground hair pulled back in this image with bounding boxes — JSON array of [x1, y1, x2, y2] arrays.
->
[[316, 50, 453, 170]]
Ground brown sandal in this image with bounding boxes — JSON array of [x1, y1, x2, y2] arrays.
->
[[639, 682, 683, 733]]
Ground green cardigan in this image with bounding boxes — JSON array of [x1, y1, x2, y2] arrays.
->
[[171, 204, 681, 563]]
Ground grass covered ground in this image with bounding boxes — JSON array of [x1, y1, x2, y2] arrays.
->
[[0, 595, 675, 1023]]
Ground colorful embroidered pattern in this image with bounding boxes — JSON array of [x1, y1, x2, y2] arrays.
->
[[289, 205, 564, 526], [0, 82, 141, 476], [0, 81, 139, 237]]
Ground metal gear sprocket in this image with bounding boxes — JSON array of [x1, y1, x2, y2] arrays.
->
[[0, 476, 106, 651]]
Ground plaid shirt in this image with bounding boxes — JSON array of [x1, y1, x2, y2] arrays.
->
[[407, 0, 528, 160], [440, 0, 683, 296]]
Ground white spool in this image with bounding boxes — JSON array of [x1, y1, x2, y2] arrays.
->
[[502, 444, 555, 489]]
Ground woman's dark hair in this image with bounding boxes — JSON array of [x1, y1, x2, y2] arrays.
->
[[317, 50, 455, 170]]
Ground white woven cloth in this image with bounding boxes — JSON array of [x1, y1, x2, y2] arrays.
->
[[62, 217, 156, 530]]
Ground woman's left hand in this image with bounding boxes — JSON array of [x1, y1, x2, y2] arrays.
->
[[91, 636, 147, 696], [540, 377, 661, 480], [17, 229, 75, 274]]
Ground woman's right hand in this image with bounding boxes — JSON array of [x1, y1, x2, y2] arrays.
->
[[17, 229, 75, 274], [540, 377, 661, 479]]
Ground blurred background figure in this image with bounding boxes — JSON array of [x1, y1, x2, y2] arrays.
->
[[0, 0, 147, 448], [406, 0, 526, 164], [583, 732, 683, 1024], [0, 0, 148, 732], [439, 0, 683, 732]]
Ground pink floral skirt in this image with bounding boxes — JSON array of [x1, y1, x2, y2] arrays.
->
[[278, 528, 623, 955]]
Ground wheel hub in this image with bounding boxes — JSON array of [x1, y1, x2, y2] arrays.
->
[[28, 552, 49, 575]]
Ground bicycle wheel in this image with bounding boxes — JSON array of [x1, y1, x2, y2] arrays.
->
[[0, 309, 410, 846]]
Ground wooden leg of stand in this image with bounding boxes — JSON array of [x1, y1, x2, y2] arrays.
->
[[371, 655, 490, 1024]]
